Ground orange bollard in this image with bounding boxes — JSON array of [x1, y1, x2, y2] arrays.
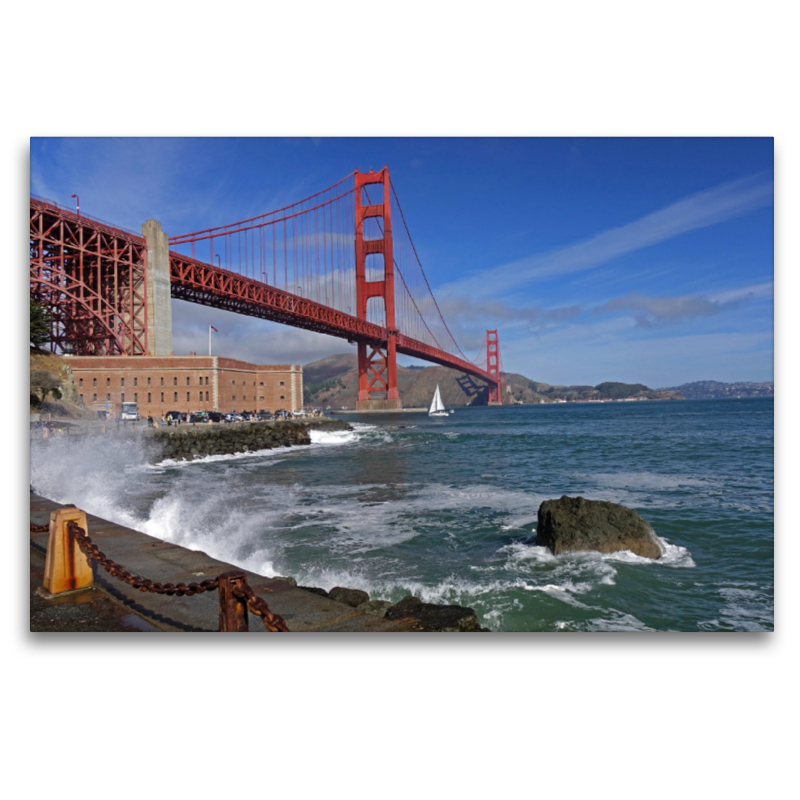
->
[[43, 508, 94, 595]]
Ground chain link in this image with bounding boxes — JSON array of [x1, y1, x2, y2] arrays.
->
[[232, 582, 290, 632], [63, 520, 221, 596], [30, 519, 288, 630]]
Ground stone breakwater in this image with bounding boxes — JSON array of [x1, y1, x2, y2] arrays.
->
[[151, 418, 351, 462], [276, 580, 485, 631]]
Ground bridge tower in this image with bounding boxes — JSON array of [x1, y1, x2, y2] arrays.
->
[[354, 167, 401, 411], [487, 329, 503, 405]]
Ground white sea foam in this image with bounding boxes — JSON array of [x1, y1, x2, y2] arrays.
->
[[30, 410, 755, 631], [309, 429, 360, 445], [584, 471, 711, 491], [584, 613, 655, 632], [156, 447, 293, 467], [699, 585, 774, 632]]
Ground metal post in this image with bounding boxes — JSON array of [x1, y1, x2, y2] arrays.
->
[[43, 508, 94, 595], [218, 571, 249, 631]]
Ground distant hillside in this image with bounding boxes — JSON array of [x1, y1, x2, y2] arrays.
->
[[302, 354, 683, 408], [657, 380, 774, 399], [303, 353, 496, 408]]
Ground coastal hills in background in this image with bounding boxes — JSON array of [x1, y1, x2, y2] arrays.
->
[[28, 349, 774, 419], [302, 353, 774, 408]]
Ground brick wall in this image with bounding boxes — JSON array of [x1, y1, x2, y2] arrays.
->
[[67, 355, 303, 418]]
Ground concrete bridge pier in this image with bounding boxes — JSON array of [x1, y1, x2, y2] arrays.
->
[[142, 219, 173, 356]]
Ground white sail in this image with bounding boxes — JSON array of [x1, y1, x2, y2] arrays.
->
[[429, 384, 447, 416]]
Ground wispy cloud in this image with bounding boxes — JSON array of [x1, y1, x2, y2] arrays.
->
[[593, 281, 775, 328], [436, 297, 581, 349], [171, 300, 350, 366], [710, 281, 774, 305], [594, 292, 722, 327], [440, 174, 773, 299]]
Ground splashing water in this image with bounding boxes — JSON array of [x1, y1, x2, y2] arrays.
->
[[30, 401, 773, 631]]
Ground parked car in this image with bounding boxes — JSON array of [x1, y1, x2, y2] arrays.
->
[[256, 411, 273, 420], [165, 410, 181, 421], [208, 412, 223, 423]]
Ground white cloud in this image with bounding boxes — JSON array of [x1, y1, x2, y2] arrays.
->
[[440, 173, 773, 299], [506, 328, 774, 387], [710, 281, 774, 304], [170, 300, 353, 366], [594, 292, 722, 326]]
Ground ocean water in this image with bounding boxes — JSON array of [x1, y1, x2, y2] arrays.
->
[[30, 398, 774, 632]]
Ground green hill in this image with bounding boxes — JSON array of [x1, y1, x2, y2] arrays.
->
[[302, 354, 684, 408]]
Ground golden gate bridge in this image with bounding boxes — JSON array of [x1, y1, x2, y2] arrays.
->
[[30, 167, 503, 409]]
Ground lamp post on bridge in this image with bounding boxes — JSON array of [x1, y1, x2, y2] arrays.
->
[[216, 255, 221, 268], [71, 194, 80, 216]]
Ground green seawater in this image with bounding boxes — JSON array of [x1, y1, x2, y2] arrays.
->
[[31, 398, 774, 631]]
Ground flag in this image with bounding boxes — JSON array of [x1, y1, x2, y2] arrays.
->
[[210, 325, 218, 332]]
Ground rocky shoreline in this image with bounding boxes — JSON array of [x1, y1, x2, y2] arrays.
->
[[270, 578, 485, 632], [151, 417, 351, 462], [148, 419, 488, 629], [31, 417, 488, 630]]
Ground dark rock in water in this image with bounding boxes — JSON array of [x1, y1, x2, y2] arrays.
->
[[421, 605, 482, 632], [271, 575, 297, 586], [329, 587, 369, 607], [356, 599, 393, 617], [385, 596, 423, 619], [535, 496, 663, 560], [150, 419, 352, 462], [298, 586, 329, 598], [385, 595, 482, 632]]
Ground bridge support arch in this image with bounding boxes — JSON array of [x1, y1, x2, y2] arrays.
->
[[354, 168, 401, 411]]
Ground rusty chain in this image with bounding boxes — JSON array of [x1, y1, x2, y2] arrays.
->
[[30, 520, 289, 631], [232, 581, 291, 632], [63, 519, 221, 596]]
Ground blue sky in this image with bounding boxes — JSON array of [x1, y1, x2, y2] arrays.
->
[[30, 137, 773, 387]]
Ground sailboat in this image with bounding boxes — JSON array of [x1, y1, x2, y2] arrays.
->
[[428, 384, 449, 417]]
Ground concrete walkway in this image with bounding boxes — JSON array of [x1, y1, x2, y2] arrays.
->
[[30, 492, 415, 633]]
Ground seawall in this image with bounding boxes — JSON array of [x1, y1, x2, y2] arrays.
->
[[30, 491, 485, 632], [30, 492, 416, 632], [151, 418, 351, 461]]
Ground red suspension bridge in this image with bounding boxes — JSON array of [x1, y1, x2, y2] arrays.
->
[[30, 167, 503, 408]]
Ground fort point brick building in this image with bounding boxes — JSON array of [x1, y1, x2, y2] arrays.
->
[[66, 356, 303, 418]]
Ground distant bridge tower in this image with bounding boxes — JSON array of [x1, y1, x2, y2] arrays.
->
[[487, 329, 502, 405], [354, 167, 401, 411]]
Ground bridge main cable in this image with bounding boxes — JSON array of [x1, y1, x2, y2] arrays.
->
[[168, 172, 357, 244]]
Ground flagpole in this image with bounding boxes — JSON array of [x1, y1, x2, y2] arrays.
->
[[209, 325, 211, 356]]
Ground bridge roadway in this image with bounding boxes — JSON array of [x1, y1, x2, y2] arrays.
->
[[30, 492, 417, 632], [169, 250, 496, 388], [30, 196, 497, 391]]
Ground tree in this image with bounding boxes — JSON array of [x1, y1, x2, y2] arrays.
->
[[30, 299, 52, 348], [30, 369, 62, 405]]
